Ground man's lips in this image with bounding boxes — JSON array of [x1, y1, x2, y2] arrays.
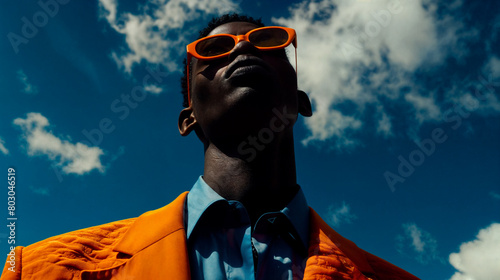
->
[[224, 56, 271, 79]]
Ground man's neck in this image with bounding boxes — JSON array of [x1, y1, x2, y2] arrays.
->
[[202, 134, 298, 224]]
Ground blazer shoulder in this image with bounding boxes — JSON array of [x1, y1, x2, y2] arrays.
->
[[361, 250, 420, 280], [307, 208, 420, 280], [18, 218, 137, 279]]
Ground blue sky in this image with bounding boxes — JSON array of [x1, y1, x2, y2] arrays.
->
[[1, 0, 499, 279]]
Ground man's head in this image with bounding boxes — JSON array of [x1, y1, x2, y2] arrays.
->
[[180, 14, 265, 108], [178, 14, 312, 155]]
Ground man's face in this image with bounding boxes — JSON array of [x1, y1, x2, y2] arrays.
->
[[188, 21, 300, 145]]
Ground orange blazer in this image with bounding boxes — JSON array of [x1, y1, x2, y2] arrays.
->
[[1, 192, 419, 280]]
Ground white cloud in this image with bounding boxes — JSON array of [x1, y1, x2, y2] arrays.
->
[[99, 0, 118, 23], [29, 186, 50, 196], [483, 55, 500, 79], [396, 223, 442, 264], [0, 137, 9, 155], [450, 69, 500, 118], [13, 113, 105, 175], [17, 69, 38, 95], [98, 0, 239, 73], [144, 84, 163, 94], [327, 201, 357, 227], [273, 0, 482, 148], [449, 223, 500, 280], [406, 223, 425, 252], [404, 92, 441, 124], [376, 108, 393, 137]]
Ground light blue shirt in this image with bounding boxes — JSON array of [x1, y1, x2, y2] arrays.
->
[[186, 176, 310, 280]]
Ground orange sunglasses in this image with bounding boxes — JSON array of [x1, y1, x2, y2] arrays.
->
[[186, 26, 297, 105]]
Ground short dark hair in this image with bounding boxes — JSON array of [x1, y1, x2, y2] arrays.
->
[[180, 13, 265, 107]]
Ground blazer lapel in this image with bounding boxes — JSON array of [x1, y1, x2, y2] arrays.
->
[[80, 192, 191, 280]]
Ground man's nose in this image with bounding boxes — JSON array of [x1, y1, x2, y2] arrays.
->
[[228, 40, 260, 60]]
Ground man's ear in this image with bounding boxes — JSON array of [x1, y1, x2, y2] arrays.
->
[[298, 90, 312, 117], [178, 106, 197, 136]]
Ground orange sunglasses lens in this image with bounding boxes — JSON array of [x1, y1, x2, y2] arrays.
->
[[195, 36, 235, 57], [248, 27, 289, 47]]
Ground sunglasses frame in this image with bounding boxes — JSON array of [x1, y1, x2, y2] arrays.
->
[[186, 26, 297, 105]]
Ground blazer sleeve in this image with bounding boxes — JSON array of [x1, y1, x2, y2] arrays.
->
[[1, 246, 22, 280]]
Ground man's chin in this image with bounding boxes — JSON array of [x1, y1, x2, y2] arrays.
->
[[225, 87, 275, 115]]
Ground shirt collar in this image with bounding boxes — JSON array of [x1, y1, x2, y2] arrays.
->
[[186, 176, 226, 239], [186, 176, 310, 249], [280, 186, 309, 250]]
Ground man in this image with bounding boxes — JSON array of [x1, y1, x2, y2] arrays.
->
[[1, 14, 419, 280]]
